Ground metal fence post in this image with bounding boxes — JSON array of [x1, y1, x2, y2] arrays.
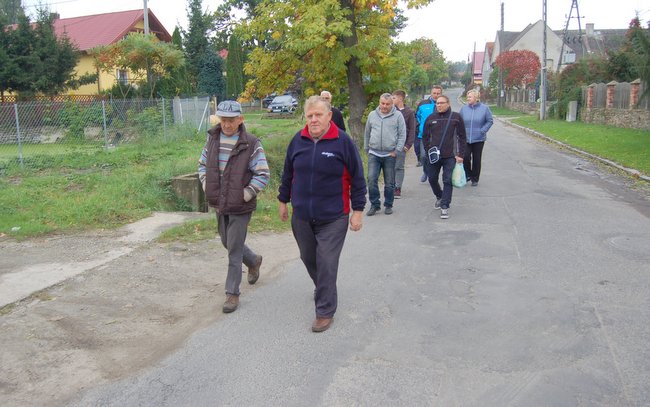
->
[[102, 100, 108, 150], [162, 97, 167, 141], [194, 96, 199, 128], [13, 103, 24, 168]]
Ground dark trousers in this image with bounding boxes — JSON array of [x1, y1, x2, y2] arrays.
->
[[425, 156, 456, 209], [418, 139, 427, 173], [217, 213, 258, 296], [291, 214, 349, 318], [464, 141, 485, 182]]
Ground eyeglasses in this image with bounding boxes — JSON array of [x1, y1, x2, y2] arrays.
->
[[437, 102, 448, 105]]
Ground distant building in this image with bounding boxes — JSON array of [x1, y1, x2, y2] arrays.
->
[[471, 51, 485, 85], [52, 9, 172, 95], [480, 21, 627, 89]]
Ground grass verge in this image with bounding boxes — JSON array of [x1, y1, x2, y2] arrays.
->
[[1, 114, 301, 239], [511, 117, 650, 176]]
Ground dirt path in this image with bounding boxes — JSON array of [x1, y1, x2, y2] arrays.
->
[[0, 213, 299, 406]]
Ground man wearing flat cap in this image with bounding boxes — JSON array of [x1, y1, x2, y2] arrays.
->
[[198, 101, 270, 313]]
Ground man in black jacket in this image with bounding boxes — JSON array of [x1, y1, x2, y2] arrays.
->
[[422, 95, 466, 219], [392, 90, 416, 198], [320, 90, 346, 132]]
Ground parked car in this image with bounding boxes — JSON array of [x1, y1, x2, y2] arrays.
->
[[267, 95, 297, 113], [262, 93, 276, 108]]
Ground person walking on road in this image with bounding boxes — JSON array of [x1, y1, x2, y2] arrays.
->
[[392, 90, 416, 199], [320, 90, 346, 132], [198, 101, 270, 313], [363, 93, 406, 216], [460, 89, 493, 187], [422, 95, 466, 219], [278, 96, 367, 333], [415, 85, 443, 182]]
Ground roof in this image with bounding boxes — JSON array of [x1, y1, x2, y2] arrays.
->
[[557, 28, 627, 58], [497, 31, 520, 50], [485, 42, 494, 59], [53, 9, 172, 51], [472, 52, 484, 73]]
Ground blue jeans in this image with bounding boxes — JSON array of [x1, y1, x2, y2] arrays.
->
[[425, 156, 456, 209], [367, 153, 396, 209]]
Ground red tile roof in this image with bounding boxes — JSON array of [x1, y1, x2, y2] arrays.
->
[[53, 9, 172, 51]]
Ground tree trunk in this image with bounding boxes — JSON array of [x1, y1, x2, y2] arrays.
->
[[346, 56, 366, 146], [340, 0, 367, 146]]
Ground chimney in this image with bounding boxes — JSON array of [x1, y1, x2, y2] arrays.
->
[[586, 23, 594, 36]]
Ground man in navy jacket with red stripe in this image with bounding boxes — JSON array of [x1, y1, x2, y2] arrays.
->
[[278, 96, 366, 332]]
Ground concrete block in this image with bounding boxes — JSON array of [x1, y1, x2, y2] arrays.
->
[[567, 101, 578, 122], [171, 172, 207, 212]]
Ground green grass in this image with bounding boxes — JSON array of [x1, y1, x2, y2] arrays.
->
[[488, 105, 528, 117], [0, 113, 299, 239], [512, 117, 650, 176]]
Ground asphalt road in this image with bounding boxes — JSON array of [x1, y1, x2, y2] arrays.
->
[[69, 89, 650, 406]]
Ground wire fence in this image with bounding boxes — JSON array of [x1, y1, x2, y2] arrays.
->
[[0, 96, 212, 173]]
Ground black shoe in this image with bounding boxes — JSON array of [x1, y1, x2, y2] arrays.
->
[[471, 180, 478, 187], [366, 207, 379, 216], [434, 198, 442, 210], [384, 207, 393, 215]]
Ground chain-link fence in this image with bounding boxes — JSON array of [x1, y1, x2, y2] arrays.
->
[[0, 96, 211, 172]]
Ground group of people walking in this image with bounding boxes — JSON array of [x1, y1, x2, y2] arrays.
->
[[197, 87, 492, 332]]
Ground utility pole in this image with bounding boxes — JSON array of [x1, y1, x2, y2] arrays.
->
[[498, 2, 504, 108], [540, 0, 547, 120], [558, 0, 584, 72], [143, 0, 150, 35]]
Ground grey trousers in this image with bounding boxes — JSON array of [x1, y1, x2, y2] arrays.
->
[[217, 212, 257, 296], [291, 214, 349, 318], [395, 149, 406, 189]]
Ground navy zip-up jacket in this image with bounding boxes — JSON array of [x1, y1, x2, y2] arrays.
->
[[278, 124, 367, 222]]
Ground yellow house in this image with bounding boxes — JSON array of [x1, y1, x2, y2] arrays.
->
[[53, 9, 172, 95]]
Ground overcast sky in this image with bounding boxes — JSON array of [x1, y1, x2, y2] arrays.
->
[[23, 0, 649, 62]]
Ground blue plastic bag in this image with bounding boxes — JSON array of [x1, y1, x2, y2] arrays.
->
[[451, 163, 467, 188]]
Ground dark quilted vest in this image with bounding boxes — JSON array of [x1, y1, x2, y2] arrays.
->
[[204, 123, 258, 215]]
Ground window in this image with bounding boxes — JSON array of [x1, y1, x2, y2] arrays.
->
[[117, 69, 128, 85]]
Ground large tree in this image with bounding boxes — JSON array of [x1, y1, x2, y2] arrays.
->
[[0, 0, 23, 24], [408, 38, 447, 86], [0, 9, 87, 97], [620, 17, 650, 103], [226, 34, 245, 99], [197, 51, 226, 97], [182, 0, 213, 91], [91, 33, 185, 99], [494, 50, 541, 89], [238, 0, 435, 142]]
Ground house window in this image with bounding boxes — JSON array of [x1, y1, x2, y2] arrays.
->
[[563, 52, 576, 64], [117, 69, 128, 85]]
